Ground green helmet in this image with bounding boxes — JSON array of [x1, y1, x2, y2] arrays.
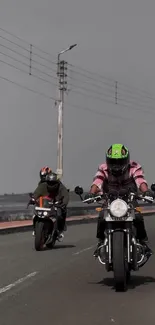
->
[[106, 144, 130, 176]]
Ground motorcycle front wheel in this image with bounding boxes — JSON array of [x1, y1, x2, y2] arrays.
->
[[35, 221, 45, 251], [113, 231, 128, 292]]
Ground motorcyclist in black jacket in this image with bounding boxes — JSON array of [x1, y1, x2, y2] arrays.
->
[[30, 171, 69, 241]]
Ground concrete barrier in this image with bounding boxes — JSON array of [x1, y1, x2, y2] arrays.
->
[[0, 201, 154, 222]]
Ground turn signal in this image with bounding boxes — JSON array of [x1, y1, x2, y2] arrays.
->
[[96, 207, 103, 212], [135, 207, 142, 212]]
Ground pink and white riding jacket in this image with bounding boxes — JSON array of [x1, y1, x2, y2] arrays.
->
[[91, 161, 147, 193]]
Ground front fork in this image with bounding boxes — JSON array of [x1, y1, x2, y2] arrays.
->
[[107, 228, 131, 263], [32, 215, 56, 243], [98, 225, 149, 270], [97, 230, 112, 271], [98, 227, 132, 269]]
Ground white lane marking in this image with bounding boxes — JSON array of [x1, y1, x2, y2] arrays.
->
[[0, 271, 38, 294], [72, 245, 95, 255]]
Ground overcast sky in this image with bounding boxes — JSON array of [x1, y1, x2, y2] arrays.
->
[[0, 0, 155, 193]]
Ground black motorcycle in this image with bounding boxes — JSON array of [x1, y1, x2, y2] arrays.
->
[[74, 186, 154, 291], [28, 194, 63, 251]]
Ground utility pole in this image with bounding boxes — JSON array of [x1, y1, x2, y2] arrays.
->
[[115, 81, 118, 104], [57, 59, 67, 179], [56, 44, 77, 180]]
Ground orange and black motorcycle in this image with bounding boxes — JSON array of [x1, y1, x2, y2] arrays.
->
[[28, 194, 63, 251]]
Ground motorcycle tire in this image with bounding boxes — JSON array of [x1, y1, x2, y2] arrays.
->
[[113, 231, 128, 292], [35, 221, 44, 251]]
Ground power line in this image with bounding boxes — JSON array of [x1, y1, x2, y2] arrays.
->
[[70, 88, 115, 102], [67, 67, 113, 88], [0, 34, 29, 53], [1, 44, 155, 117], [31, 51, 57, 67], [67, 74, 114, 94], [2, 49, 155, 117], [68, 88, 155, 116], [1, 26, 155, 121], [0, 34, 58, 72], [67, 81, 115, 98], [0, 50, 29, 68], [1, 24, 155, 106], [0, 47, 58, 82], [0, 29, 57, 69], [0, 40, 57, 71], [0, 46, 57, 80], [0, 48, 113, 99], [67, 70, 155, 106], [31, 58, 57, 74], [67, 66, 155, 103], [65, 101, 155, 125], [0, 57, 58, 88], [68, 64, 155, 103], [0, 28, 137, 95], [0, 26, 57, 61], [69, 82, 155, 109], [1, 25, 155, 105], [0, 46, 150, 107], [0, 69, 154, 127], [0, 74, 57, 101], [0, 42, 29, 60], [68, 62, 113, 83]]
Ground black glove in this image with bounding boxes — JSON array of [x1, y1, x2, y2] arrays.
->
[[29, 198, 36, 205], [143, 190, 155, 199], [60, 204, 66, 210], [56, 202, 66, 210], [84, 193, 95, 203], [27, 197, 35, 208]]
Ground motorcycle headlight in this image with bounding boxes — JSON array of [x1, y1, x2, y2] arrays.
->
[[109, 199, 128, 218], [43, 211, 48, 216]]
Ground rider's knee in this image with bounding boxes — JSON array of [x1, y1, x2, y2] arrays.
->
[[135, 212, 144, 222]]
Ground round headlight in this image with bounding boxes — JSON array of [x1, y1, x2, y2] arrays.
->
[[43, 211, 48, 216], [110, 199, 128, 218]]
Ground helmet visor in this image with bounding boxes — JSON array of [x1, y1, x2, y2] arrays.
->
[[107, 156, 129, 174]]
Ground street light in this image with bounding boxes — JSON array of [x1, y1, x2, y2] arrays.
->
[[57, 44, 77, 63], [56, 44, 77, 180]]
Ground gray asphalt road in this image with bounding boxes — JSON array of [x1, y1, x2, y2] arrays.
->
[[0, 219, 155, 324]]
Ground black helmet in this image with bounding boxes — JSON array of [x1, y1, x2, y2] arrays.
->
[[46, 172, 59, 185]]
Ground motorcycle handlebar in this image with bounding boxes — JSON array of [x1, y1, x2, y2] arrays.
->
[[48, 201, 59, 206], [27, 199, 60, 208], [83, 192, 154, 204], [83, 195, 103, 203], [135, 194, 154, 204]]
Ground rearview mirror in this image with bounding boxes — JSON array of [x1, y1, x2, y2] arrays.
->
[[151, 183, 155, 192], [74, 186, 83, 196]]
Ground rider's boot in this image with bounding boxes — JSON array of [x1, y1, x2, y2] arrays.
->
[[93, 240, 104, 258], [32, 215, 35, 236], [140, 237, 153, 256], [57, 231, 64, 242]]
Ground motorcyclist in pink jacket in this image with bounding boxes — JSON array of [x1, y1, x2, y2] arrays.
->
[[84, 144, 154, 257]]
